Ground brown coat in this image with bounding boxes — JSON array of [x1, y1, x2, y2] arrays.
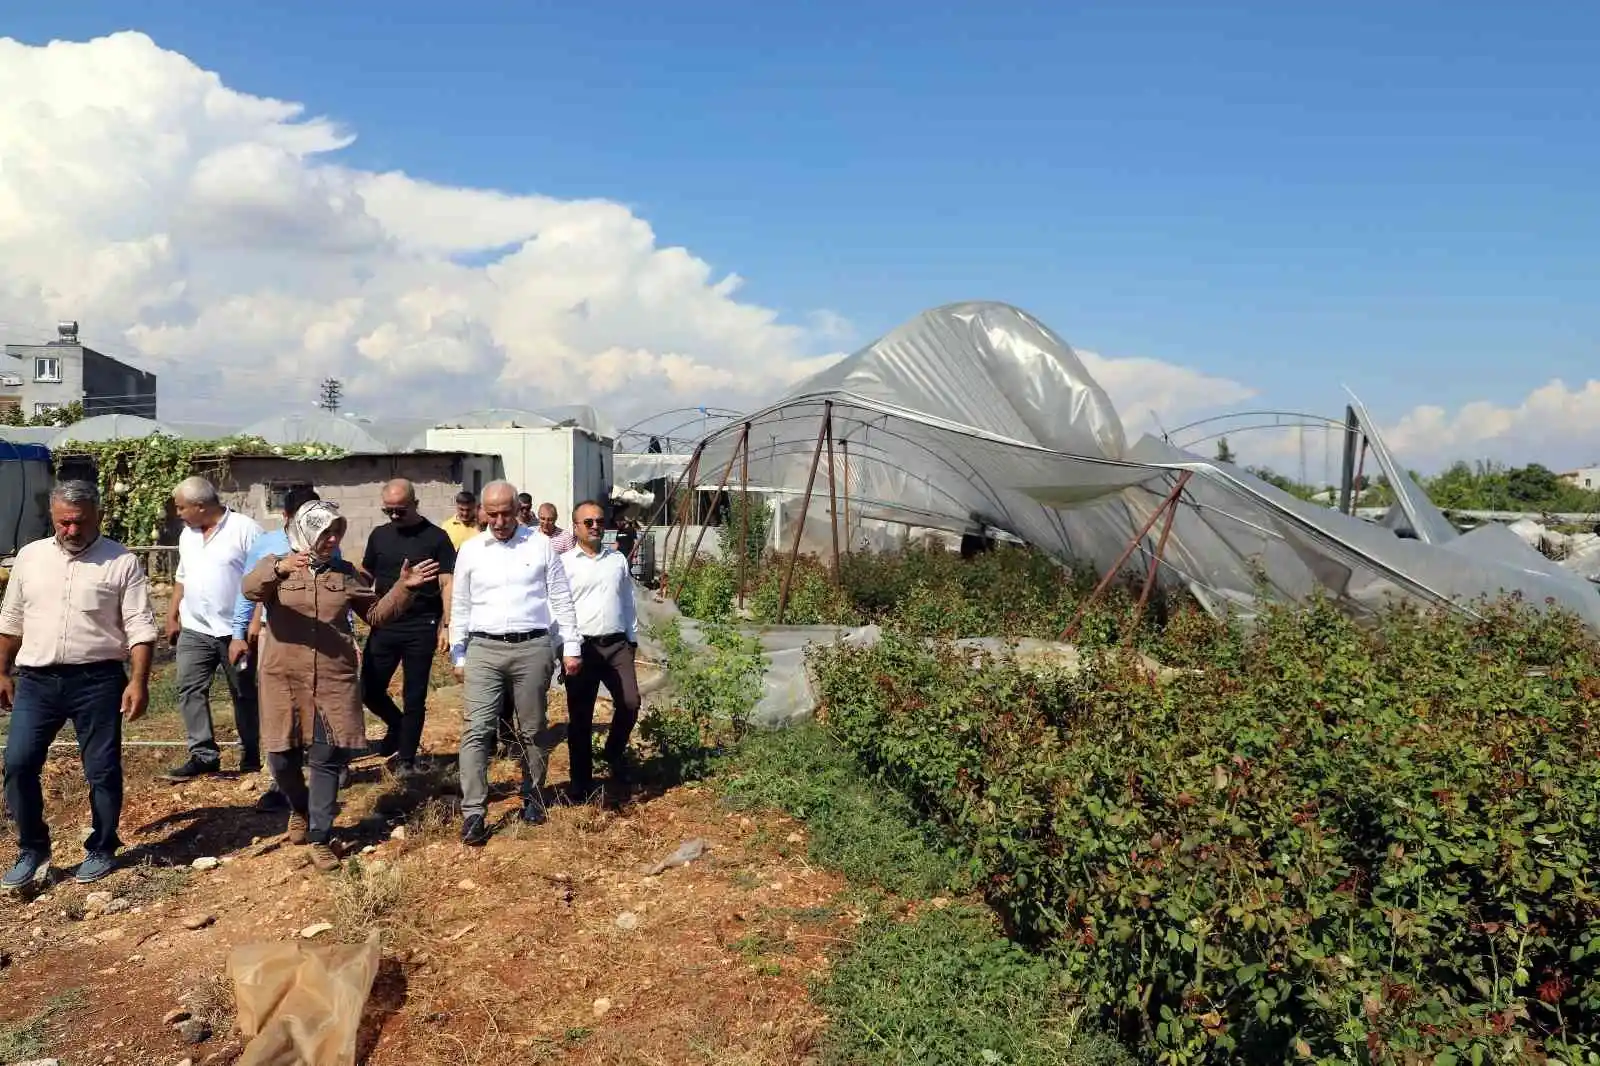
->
[[242, 555, 414, 753]]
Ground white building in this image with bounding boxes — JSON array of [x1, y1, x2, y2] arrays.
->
[[1561, 466, 1600, 490]]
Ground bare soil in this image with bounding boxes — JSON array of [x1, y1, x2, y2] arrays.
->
[[0, 673, 851, 1065]]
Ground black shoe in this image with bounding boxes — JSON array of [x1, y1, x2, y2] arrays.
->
[[162, 757, 220, 783], [603, 777, 633, 810], [254, 788, 290, 813], [239, 753, 262, 775], [520, 798, 547, 826], [460, 814, 490, 847]]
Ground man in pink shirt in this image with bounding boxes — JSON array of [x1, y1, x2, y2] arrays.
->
[[536, 502, 575, 554]]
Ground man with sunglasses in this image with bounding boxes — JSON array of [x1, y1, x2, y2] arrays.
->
[[558, 500, 640, 807], [360, 479, 456, 772]]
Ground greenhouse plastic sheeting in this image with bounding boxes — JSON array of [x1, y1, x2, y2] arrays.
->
[[636, 588, 1171, 727], [680, 301, 1600, 633]]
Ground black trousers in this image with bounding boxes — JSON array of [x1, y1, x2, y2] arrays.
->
[[563, 635, 641, 788], [360, 624, 437, 763], [266, 714, 351, 844]]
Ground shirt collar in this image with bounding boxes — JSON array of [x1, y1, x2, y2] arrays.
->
[[55, 533, 103, 557]]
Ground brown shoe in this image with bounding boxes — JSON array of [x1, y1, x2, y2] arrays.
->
[[309, 843, 340, 874], [286, 812, 309, 845]]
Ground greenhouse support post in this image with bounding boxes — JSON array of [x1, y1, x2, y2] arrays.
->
[[661, 443, 704, 596], [776, 405, 830, 625], [737, 426, 751, 610], [1125, 481, 1184, 644], [684, 423, 749, 583], [825, 410, 841, 581], [1058, 470, 1193, 642]]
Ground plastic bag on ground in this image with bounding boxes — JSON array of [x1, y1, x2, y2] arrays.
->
[[228, 931, 381, 1066]]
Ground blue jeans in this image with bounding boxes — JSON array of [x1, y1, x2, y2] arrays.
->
[[3, 661, 127, 856]]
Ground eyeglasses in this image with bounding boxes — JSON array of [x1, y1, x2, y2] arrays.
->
[[381, 507, 408, 518], [578, 518, 604, 527]]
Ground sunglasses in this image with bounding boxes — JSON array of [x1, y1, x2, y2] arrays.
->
[[381, 506, 408, 517], [578, 517, 604, 527]]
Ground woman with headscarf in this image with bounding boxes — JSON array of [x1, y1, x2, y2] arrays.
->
[[243, 500, 439, 871]]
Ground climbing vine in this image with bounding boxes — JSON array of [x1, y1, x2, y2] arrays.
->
[[51, 434, 343, 545]]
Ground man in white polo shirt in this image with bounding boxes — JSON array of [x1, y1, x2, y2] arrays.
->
[[559, 499, 641, 808], [162, 476, 263, 782], [450, 481, 580, 846]]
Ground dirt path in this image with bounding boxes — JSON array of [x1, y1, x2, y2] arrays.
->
[[0, 684, 850, 1065]]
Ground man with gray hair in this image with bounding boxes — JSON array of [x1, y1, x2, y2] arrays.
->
[[1, 481, 158, 888], [449, 480, 580, 845], [163, 475, 263, 782]]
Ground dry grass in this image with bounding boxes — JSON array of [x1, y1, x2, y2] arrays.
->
[[329, 856, 414, 944], [184, 968, 237, 1033], [0, 678, 848, 1066]]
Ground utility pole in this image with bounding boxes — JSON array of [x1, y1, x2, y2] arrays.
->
[[317, 377, 343, 412]]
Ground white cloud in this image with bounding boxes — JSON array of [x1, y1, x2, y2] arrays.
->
[[1076, 350, 1257, 437], [0, 30, 1263, 441], [0, 31, 845, 423], [1376, 379, 1600, 473]]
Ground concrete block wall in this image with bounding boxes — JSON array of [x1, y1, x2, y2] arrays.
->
[[216, 453, 467, 562]]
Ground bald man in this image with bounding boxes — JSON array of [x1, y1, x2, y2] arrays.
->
[[359, 479, 457, 771], [450, 481, 580, 845], [535, 502, 575, 554]]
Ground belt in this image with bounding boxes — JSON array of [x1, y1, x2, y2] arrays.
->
[[469, 629, 548, 644], [17, 659, 125, 676], [582, 633, 629, 648]]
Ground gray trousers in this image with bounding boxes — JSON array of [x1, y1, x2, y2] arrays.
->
[[459, 637, 556, 819], [176, 629, 260, 766]]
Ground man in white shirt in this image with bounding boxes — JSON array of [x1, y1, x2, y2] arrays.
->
[[559, 499, 641, 807], [163, 476, 263, 782], [450, 481, 580, 846]]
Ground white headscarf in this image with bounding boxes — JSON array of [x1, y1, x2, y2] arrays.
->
[[287, 499, 344, 561]]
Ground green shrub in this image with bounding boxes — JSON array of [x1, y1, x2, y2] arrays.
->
[[717, 491, 772, 570], [672, 558, 737, 622], [747, 555, 858, 626], [721, 723, 964, 897], [814, 597, 1600, 1064], [640, 617, 764, 781]]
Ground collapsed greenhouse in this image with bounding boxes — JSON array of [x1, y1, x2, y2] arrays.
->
[[635, 302, 1600, 724]]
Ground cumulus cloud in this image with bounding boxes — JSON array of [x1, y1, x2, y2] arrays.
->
[[0, 31, 843, 423], [1075, 350, 1256, 438], [1374, 380, 1600, 472], [0, 30, 1258, 438]]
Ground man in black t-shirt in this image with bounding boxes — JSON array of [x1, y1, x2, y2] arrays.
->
[[361, 478, 457, 771]]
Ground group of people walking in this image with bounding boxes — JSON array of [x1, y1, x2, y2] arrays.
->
[[1, 474, 641, 889]]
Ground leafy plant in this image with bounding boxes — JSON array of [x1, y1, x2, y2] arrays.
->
[[720, 723, 964, 896], [813, 596, 1600, 1064], [52, 433, 344, 544], [717, 490, 772, 570], [640, 617, 764, 781]]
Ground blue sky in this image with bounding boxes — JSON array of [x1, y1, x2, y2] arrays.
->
[[7, 1, 1599, 448]]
